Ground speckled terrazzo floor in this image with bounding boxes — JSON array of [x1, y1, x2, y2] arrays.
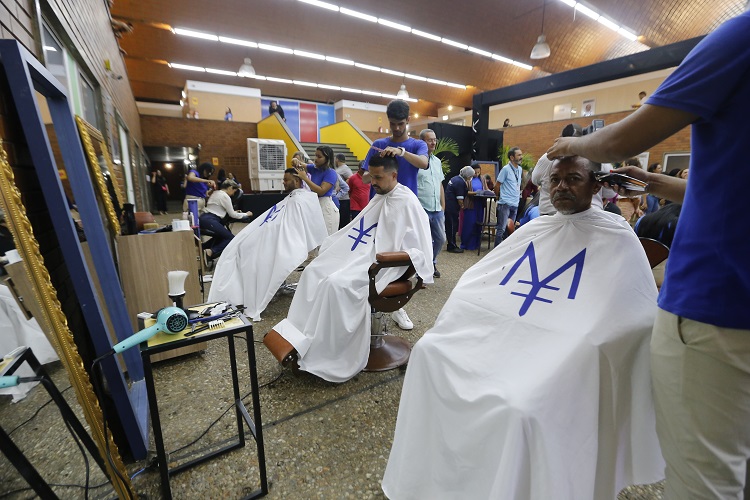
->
[[0, 213, 664, 499]]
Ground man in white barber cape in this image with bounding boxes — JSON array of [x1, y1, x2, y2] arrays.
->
[[383, 156, 664, 499], [265, 154, 433, 383], [207, 168, 328, 321]]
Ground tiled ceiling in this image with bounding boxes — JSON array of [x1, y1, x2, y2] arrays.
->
[[111, 0, 745, 116]]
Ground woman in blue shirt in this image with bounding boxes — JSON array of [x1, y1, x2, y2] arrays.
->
[[293, 145, 339, 235]]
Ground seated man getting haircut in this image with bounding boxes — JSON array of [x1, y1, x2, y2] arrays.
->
[[208, 169, 328, 321], [383, 156, 664, 500], [266, 154, 433, 383]]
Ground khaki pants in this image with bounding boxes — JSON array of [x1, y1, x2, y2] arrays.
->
[[651, 309, 750, 499], [319, 196, 340, 236]]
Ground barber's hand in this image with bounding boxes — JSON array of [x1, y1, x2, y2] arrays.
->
[[605, 166, 650, 197], [546, 137, 577, 159], [291, 158, 300, 167], [294, 165, 306, 178], [380, 146, 401, 157], [208, 180, 217, 189]]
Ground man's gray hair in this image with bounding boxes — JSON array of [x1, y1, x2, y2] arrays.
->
[[419, 128, 435, 140], [460, 166, 475, 179]]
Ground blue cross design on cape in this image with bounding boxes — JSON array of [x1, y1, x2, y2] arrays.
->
[[348, 218, 378, 251], [499, 241, 586, 316], [260, 203, 284, 226]]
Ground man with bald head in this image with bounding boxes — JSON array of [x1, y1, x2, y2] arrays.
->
[[384, 155, 664, 499]]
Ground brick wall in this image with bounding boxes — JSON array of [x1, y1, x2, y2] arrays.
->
[[501, 110, 691, 167], [140, 116, 259, 188], [0, 0, 35, 54]]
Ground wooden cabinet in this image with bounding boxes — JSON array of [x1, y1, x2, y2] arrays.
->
[[115, 231, 205, 361]]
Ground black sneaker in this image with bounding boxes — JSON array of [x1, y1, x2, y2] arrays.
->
[[447, 247, 464, 253], [433, 267, 441, 278]]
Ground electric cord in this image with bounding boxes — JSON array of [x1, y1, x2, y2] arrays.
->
[[8, 385, 72, 435], [91, 354, 136, 500], [61, 414, 90, 500]]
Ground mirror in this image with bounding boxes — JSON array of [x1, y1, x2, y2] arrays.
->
[[75, 115, 124, 238], [0, 139, 132, 496]]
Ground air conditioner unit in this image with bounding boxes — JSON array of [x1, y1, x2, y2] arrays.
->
[[247, 138, 287, 192]]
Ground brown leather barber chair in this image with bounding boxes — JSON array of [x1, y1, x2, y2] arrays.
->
[[262, 251, 423, 374], [364, 251, 423, 372]]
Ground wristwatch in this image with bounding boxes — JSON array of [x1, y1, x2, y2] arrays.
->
[[398, 147, 405, 156]]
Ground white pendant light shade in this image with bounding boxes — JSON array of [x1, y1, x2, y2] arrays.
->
[[238, 57, 256, 77], [396, 84, 409, 99], [530, 34, 551, 59]]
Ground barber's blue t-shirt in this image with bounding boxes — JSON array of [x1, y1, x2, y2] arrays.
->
[[362, 137, 428, 195], [307, 165, 337, 198], [648, 10, 750, 329]]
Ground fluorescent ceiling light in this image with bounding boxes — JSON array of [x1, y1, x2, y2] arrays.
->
[[252, 75, 267, 80], [266, 76, 293, 83], [492, 54, 513, 64], [169, 63, 205, 72], [361, 90, 382, 96], [381, 68, 405, 76], [340, 87, 362, 93], [355, 63, 381, 71], [618, 27, 638, 41], [173, 28, 218, 41], [318, 84, 341, 90], [446, 82, 466, 89], [326, 56, 355, 65], [378, 18, 411, 32], [512, 61, 533, 70], [597, 16, 619, 31], [382, 94, 400, 100], [294, 50, 325, 59], [218, 36, 257, 47], [575, 3, 599, 20], [441, 38, 468, 50], [405, 74, 427, 81], [412, 29, 441, 41], [468, 46, 492, 57], [206, 68, 237, 76], [442, 115, 449, 120], [294, 80, 318, 86], [258, 43, 293, 54], [298, 0, 339, 11], [558, 0, 576, 7], [340, 7, 377, 22], [427, 78, 447, 85]]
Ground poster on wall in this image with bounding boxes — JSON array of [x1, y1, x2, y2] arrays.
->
[[553, 103, 572, 121], [582, 98, 596, 117]]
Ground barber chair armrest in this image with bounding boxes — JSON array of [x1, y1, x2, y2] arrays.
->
[[368, 252, 422, 312]]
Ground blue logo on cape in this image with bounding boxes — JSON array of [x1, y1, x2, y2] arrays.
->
[[260, 203, 284, 226], [499, 242, 586, 316], [348, 218, 378, 251]]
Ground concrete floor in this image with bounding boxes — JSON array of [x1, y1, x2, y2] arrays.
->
[[0, 212, 664, 499]]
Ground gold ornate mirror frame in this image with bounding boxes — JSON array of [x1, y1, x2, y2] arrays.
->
[[75, 116, 122, 236], [0, 139, 133, 497]]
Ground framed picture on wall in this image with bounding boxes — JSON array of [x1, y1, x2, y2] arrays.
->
[[582, 99, 596, 117]]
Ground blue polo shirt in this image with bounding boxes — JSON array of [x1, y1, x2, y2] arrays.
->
[[496, 163, 522, 207], [363, 137, 428, 195]]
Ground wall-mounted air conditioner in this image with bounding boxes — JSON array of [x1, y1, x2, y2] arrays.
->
[[247, 138, 287, 192]]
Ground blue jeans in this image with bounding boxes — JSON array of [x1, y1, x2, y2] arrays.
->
[[426, 210, 446, 265], [199, 212, 234, 257], [494, 203, 518, 247]]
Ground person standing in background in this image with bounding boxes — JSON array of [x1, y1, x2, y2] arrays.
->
[[293, 145, 339, 235], [269, 100, 285, 121], [416, 129, 446, 278], [347, 162, 369, 221]]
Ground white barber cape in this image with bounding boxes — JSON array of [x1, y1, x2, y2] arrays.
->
[[0, 283, 58, 401], [273, 183, 432, 383], [208, 189, 327, 321], [383, 208, 664, 500]]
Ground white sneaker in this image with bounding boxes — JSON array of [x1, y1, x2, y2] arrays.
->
[[391, 308, 413, 330]]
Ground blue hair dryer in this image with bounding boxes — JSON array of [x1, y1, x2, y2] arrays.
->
[[112, 307, 188, 353]]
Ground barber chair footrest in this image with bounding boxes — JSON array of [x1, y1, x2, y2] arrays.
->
[[263, 329, 297, 366], [364, 336, 411, 372]]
